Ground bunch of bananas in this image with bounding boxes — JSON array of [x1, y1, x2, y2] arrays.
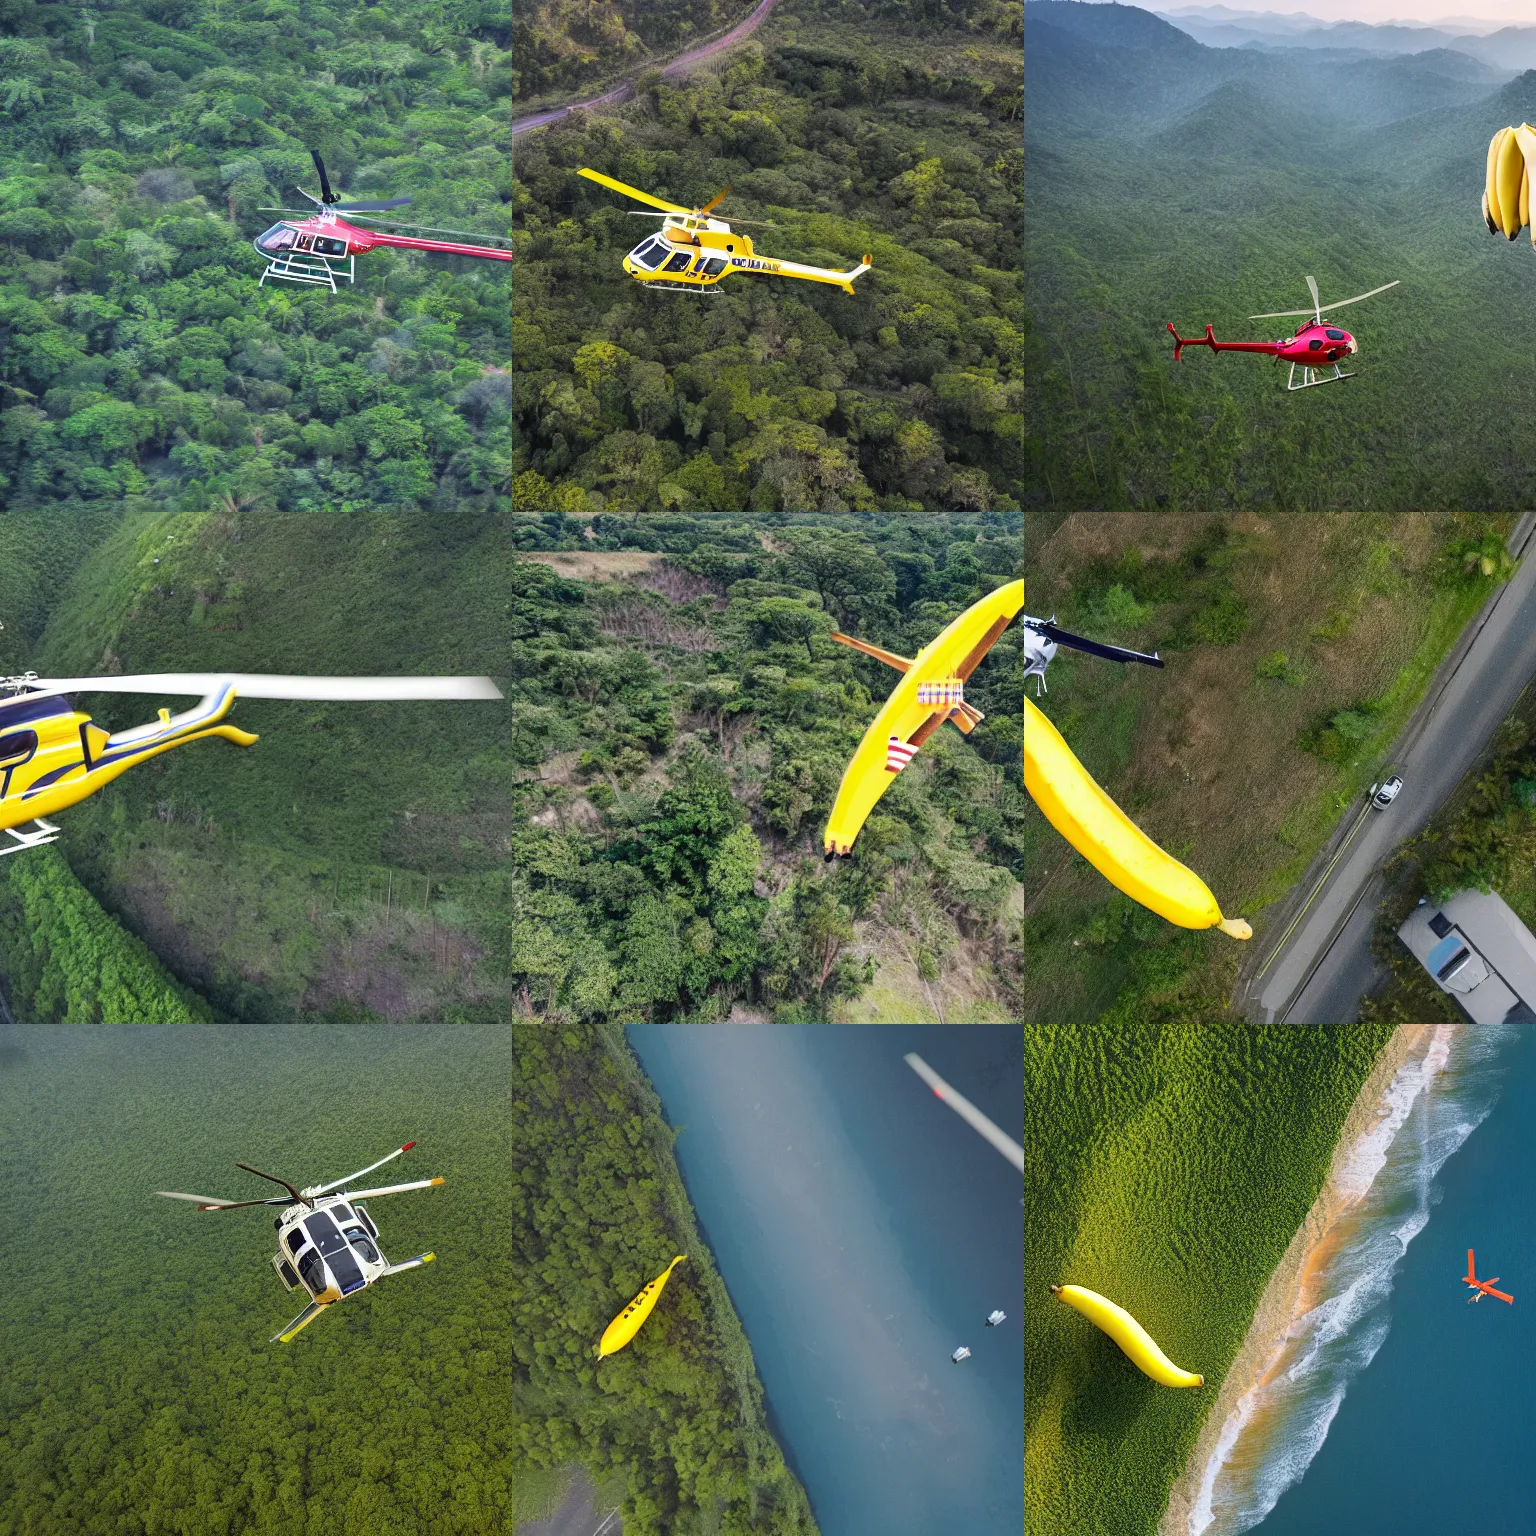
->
[[1484, 124, 1536, 243], [1024, 695, 1251, 938]]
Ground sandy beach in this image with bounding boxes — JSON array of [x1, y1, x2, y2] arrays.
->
[[1158, 1024, 1449, 1536]]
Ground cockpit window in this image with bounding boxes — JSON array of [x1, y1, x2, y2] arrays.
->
[[629, 239, 666, 271], [297, 1247, 326, 1296], [285, 1228, 305, 1257], [0, 730, 36, 764], [255, 224, 296, 255], [1325, 328, 1345, 341], [662, 251, 692, 273], [343, 1226, 381, 1265]]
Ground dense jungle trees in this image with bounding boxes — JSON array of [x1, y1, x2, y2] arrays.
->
[[0, 0, 512, 516]]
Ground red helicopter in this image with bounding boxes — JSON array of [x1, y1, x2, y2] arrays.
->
[[1167, 275, 1399, 391], [253, 151, 513, 293]]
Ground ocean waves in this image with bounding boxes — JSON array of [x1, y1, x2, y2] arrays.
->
[[1187, 1025, 1515, 1536]]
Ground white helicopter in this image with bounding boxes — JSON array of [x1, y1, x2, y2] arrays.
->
[[156, 1140, 443, 1343], [1022, 615, 1164, 697]]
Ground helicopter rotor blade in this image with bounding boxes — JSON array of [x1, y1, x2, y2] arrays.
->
[[344, 1177, 445, 1200], [1315, 279, 1401, 313], [1307, 274, 1321, 323], [905, 1053, 1023, 1173], [236, 1162, 312, 1207], [257, 207, 318, 215], [332, 197, 413, 212], [155, 1191, 289, 1210], [1248, 305, 1318, 319], [8, 673, 503, 703], [310, 149, 336, 205], [303, 1140, 419, 1198], [698, 185, 732, 215], [1024, 619, 1163, 668]]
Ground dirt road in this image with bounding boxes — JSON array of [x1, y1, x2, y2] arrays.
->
[[512, 0, 779, 138]]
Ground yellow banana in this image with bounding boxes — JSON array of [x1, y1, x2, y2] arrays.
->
[[1488, 127, 1508, 233], [1051, 1284, 1204, 1388], [1521, 167, 1529, 232], [1498, 125, 1525, 237], [1484, 189, 1498, 236], [1517, 126, 1536, 245], [1023, 694, 1250, 937]]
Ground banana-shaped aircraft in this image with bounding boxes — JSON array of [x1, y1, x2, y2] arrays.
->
[[578, 168, 873, 295], [1483, 123, 1536, 245], [598, 1255, 688, 1358], [1021, 609, 1251, 938], [823, 580, 1023, 859]]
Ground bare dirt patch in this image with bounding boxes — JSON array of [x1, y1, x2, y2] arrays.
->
[[523, 551, 664, 581]]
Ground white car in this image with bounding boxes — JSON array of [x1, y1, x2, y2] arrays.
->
[[1370, 775, 1403, 810]]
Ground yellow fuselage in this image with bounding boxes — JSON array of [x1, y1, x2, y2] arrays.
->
[[0, 686, 256, 834]]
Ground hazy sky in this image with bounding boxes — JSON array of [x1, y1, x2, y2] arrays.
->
[[1151, 2, 1536, 28]]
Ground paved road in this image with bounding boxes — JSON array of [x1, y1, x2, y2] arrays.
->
[[1251, 518, 1536, 1023], [516, 1469, 620, 1536], [513, 0, 779, 138]]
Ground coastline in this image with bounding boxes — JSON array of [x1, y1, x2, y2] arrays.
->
[[1157, 1023, 1446, 1536]]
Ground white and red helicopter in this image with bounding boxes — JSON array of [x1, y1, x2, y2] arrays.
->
[[253, 150, 513, 293]]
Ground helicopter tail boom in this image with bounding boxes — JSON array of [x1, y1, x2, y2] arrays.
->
[[1166, 322, 1282, 360]]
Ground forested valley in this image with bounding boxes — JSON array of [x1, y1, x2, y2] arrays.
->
[[0, 0, 511, 515], [1025, 2, 1536, 511], [505, 510, 1023, 1021], [513, 0, 1023, 514]]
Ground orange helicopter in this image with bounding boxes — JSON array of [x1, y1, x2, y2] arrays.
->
[[253, 151, 513, 293], [1463, 1250, 1513, 1305], [0, 670, 501, 856]]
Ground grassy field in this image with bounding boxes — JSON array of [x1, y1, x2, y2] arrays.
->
[[1024, 1021, 1393, 1536], [1022, 512, 1511, 1022]]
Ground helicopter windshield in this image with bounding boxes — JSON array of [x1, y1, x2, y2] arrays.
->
[[629, 238, 668, 271], [255, 223, 297, 255], [343, 1225, 381, 1265]]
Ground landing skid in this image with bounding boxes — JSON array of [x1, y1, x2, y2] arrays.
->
[[1287, 363, 1353, 391], [259, 254, 355, 293], [639, 281, 723, 296], [0, 818, 60, 857]]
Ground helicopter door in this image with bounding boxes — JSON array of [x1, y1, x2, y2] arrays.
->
[[660, 251, 692, 274], [311, 236, 347, 258], [700, 257, 729, 277]]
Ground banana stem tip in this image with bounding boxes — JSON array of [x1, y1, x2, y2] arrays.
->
[[1218, 917, 1253, 940]]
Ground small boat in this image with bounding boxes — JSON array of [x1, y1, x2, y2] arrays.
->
[[951, 1345, 971, 1363], [986, 1309, 1007, 1327]]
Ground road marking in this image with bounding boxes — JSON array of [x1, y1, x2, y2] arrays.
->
[[1253, 800, 1373, 986], [590, 1510, 621, 1536]]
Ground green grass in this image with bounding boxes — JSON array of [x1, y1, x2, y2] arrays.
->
[[1025, 1022, 1393, 1535]]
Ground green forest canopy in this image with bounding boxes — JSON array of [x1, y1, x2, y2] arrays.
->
[[513, 0, 1022, 514], [0, 0, 512, 515]]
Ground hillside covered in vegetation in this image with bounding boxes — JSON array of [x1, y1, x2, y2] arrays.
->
[[0, 508, 512, 1024], [505, 509, 1023, 1021], [0, 0, 511, 516], [513, 0, 1022, 514], [1025, 1, 1536, 510]]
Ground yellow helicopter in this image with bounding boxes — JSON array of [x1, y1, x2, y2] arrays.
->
[[578, 168, 873, 295], [0, 671, 502, 855]]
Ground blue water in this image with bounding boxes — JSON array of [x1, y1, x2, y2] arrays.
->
[[626, 1025, 1023, 1536], [1255, 1024, 1533, 1534]]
